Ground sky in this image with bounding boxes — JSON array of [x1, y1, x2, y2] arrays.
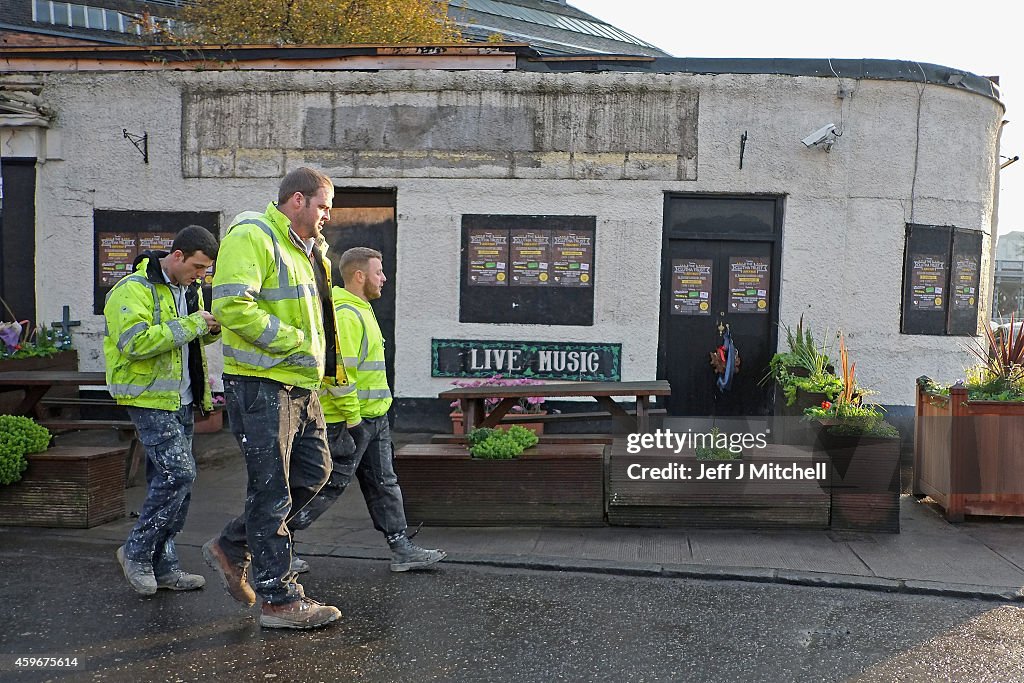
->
[[572, 0, 1024, 239]]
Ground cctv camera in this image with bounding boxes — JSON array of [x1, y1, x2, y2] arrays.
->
[[801, 123, 837, 148]]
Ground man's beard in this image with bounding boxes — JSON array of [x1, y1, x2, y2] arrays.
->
[[365, 283, 382, 300]]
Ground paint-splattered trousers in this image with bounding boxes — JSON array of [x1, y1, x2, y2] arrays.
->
[[288, 415, 407, 537], [216, 376, 331, 606], [123, 405, 195, 577]]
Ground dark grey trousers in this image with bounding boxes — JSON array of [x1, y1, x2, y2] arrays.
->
[[289, 415, 407, 538], [217, 376, 331, 605]]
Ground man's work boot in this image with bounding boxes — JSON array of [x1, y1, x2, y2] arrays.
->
[[202, 538, 256, 606], [156, 568, 207, 591], [116, 545, 157, 595], [290, 555, 310, 574], [259, 598, 342, 630], [388, 534, 447, 572]]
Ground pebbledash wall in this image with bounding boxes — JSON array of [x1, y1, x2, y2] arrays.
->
[[0, 46, 1005, 427]]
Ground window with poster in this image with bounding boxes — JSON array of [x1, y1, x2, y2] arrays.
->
[[93, 210, 220, 314], [460, 214, 596, 325], [900, 224, 983, 335]]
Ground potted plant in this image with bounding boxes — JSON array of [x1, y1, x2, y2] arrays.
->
[[915, 317, 1024, 521], [803, 334, 900, 532], [765, 316, 841, 445], [0, 318, 78, 414], [447, 375, 547, 435]]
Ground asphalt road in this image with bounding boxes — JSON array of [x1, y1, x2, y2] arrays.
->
[[1, 533, 1022, 682]]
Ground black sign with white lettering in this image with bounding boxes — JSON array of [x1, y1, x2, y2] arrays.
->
[[431, 339, 621, 381]]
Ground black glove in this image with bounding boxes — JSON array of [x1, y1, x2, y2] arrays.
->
[[347, 420, 371, 458]]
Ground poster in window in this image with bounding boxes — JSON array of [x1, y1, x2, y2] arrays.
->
[[138, 232, 175, 254], [951, 254, 979, 311], [97, 233, 137, 286], [910, 255, 946, 310], [728, 257, 770, 313], [510, 229, 551, 287], [551, 230, 593, 287], [467, 229, 509, 286], [671, 259, 712, 315]]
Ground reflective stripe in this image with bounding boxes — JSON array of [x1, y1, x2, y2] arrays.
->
[[233, 218, 290, 289], [359, 361, 387, 371], [213, 283, 253, 299], [325, 383, 358, 397], [337, 304, 369, 363], [259, 283, 317, 302], [117, 322, 148, 351], [167, 319, 189, 346], [224, 345, 321, 370], [357, 389, 392, 399], [254, 316, 281, 351], [109, 378, 181, 397], [341, 356, 360, 367]]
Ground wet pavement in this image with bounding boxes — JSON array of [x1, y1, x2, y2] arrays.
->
[[5, 428, 1024, 681], [3, 533, 1024, 682]]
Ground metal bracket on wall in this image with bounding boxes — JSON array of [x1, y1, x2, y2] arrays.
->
[[122, 129, 148, 164]]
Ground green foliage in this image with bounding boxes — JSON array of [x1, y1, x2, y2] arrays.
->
[[695, 427, 742, 460], [466, 425, 538, 459], [782, 373, 843, 406], [0, 415, 51, 485], [825, 420, 899, 439]]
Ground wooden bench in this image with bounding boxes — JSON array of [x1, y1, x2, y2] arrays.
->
[[396, 442, 607, 526], [0, 445, 126, 528]]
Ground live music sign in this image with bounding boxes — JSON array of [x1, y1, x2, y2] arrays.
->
[[431, 339, 621, 382]]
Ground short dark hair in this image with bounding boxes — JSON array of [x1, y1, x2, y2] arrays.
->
[[339, 247, 383, 283], [172, 225, 219, 260], [278, 167, 334, 206]]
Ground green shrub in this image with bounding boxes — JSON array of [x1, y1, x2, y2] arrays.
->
[[0, 415, 51, 485], [466, 425, 538, 459]]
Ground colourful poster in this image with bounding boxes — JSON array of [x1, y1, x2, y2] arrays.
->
[[551, 230, 594, 287], [911, 255, 946, 310], [671, 259, 712, 315], [510, 229, 551, 287], [728, 257, 770, 313], [467, 229, 509, 286]]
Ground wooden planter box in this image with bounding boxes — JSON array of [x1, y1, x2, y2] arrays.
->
[[396, 442, 605, 526], [0, 445, 126, 528], [817, 427, 900, 533], [0, 350, 78, 415], [607, 443, 830, 529], [915, 380, 1024, 522]]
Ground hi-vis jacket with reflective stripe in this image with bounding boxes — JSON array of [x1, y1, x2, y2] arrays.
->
[[322, 286, 392, 424], [103, 254, 217, 411], [212, 202, 349, 391]]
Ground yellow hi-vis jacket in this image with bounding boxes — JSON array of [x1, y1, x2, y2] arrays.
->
[[212, 202, 352, 395], [321, 286, 392, 424], [103, 255, 217, 411]]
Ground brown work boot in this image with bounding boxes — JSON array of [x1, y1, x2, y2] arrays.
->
[[259, 597, 342, 630], [202, 537, 256, 607]]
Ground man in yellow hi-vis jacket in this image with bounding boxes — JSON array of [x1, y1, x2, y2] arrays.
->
[[288, 247, 446, 573], [104, 225, 220, 596], [202, 167, 356, 631]]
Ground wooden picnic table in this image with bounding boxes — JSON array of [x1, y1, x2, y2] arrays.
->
[[438, 380, 672, 432], [0, 370, 108, 418]]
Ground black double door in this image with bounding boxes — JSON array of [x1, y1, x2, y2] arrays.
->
[[659, 195, 782, 417]]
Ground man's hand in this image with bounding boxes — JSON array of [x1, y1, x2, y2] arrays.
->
[[200, 310, 221, 334], [347, 420, 371, 457]]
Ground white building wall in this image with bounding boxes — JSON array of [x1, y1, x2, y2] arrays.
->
[[20, 64, 1003, 406]]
